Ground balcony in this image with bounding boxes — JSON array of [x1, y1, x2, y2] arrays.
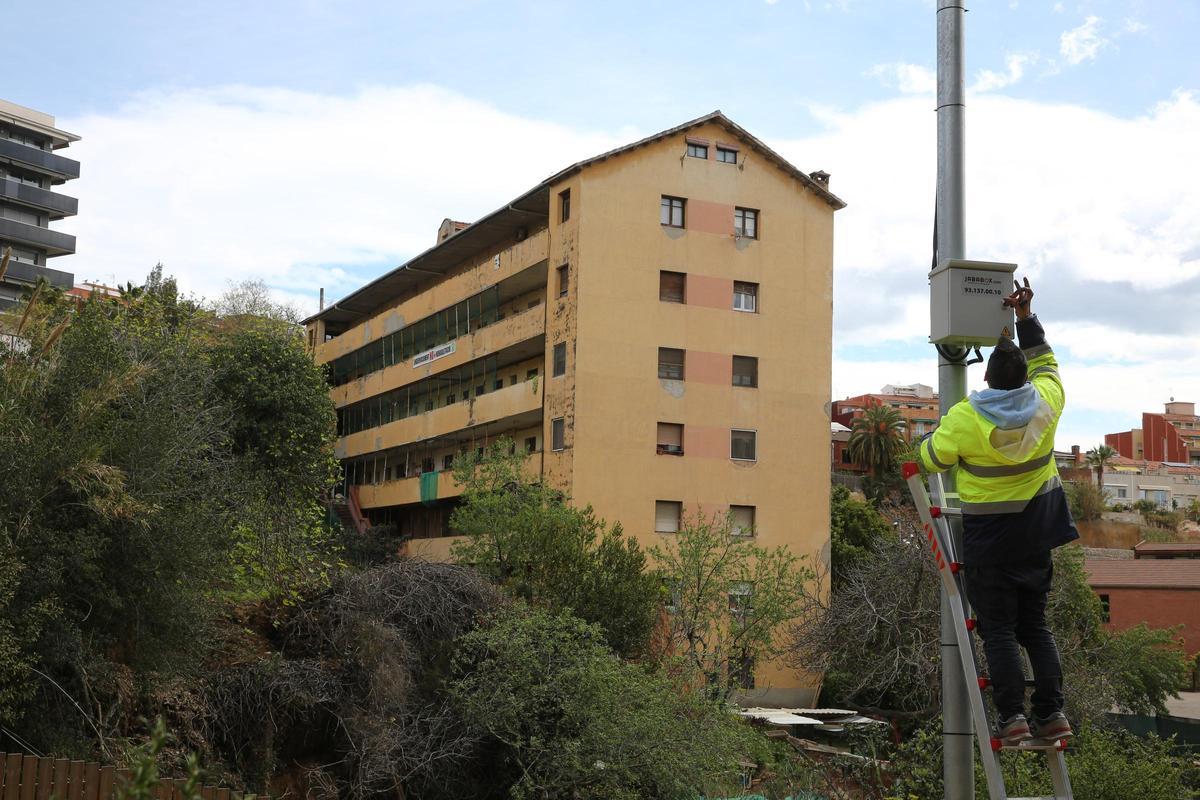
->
[[1, 260, 73, 288], [0, 218, 75, 256], [336, 377, 544, 460], [0, 180, 78, 218], [357, 451, 544, 510], [332, 303, 547, 408], [0, 139, 80, 181]]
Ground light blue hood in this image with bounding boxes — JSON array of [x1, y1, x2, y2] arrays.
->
[[968, 384, 1040, 430]]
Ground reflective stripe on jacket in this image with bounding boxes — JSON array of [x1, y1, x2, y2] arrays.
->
[[918, 340, 1064, 515]]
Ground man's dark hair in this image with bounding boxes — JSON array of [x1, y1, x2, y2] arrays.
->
[[986, 337, 1028, 390]]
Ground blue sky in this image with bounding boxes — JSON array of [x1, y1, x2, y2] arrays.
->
[[7, 0, 1199, 450]]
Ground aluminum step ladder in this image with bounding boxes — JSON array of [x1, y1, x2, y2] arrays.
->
[[902, 461, 1073, 800]]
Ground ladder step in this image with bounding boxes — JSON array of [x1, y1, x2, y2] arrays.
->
[[991, 737, 1070, 752]]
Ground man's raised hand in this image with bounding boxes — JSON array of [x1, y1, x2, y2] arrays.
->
[[1003, 277, 1033, 320]]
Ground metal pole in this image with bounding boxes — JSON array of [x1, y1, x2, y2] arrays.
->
[[937, 3, 974, 798]]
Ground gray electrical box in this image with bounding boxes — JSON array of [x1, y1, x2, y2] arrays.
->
[[929, 259, 1018, 346]]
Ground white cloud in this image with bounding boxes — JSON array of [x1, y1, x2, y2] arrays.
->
[[779, 88, 1200, 446], [57, 82, 1200, 449], [60, 85, 624, 309], [970, 52, 1036, 93], [1060, 15, 1107, 65], [1122, 18, 1148, 35], [866, 62, 936, 95]]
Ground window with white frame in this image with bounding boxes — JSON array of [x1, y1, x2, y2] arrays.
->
[[731, 429, 757, 461], [733, 281, 758, 313]]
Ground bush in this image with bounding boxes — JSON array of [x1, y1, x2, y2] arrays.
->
[[888, 720, 1192, 800], [450, 605, 759, 800], [1065, 480, 1105, 521]]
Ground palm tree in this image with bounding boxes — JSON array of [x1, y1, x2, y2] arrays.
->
[[1086, 444, 1118, 488], [848, 404, 907, 477]]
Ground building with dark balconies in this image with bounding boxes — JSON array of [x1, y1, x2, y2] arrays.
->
[[0, 99, 80, 308]]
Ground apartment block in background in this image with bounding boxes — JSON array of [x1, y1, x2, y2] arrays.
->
[[0, 99, 80, 308], [831, 383, 940, 471], [1106, 400, 1200, 466], [305, 111, 844, 705]]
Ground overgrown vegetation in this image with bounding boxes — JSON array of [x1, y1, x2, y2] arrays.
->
[[0, 270, 339, 760], [449, 442, 660, 658]]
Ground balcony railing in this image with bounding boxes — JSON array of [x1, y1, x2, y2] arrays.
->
[[0, 218, 75, 255], [0, 138, 80, 180], [0, 180, 78, 217], [336, 378, 543, 461]]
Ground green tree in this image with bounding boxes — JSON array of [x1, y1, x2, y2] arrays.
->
[[650, 512, 814, 700], [450, 439, 661, 658], [0, 266, 342, 755], [848, 404, 907, 477], [450, 605, 759, 800], [1085, 443, 1118, 487], [829, 484, 896, 589]]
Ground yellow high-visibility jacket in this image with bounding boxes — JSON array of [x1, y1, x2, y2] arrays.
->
[[918, 341, 1063, 515]]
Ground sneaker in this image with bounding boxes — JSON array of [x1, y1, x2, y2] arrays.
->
[[997, 714, 1032, 745], [1031, 712, 1073, 740]]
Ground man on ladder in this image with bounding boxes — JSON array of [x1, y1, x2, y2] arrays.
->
[[917, 278, 1079, 745]]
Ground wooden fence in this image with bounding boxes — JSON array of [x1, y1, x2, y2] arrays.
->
[[0, 752, 255, 800]]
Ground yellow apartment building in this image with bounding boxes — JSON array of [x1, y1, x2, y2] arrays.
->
[[303, 111, 845, 705]]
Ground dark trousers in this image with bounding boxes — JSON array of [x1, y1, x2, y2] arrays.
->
[[963, 552, 1064, 721]]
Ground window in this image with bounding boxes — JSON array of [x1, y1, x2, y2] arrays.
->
[[552, 417, 565, 451], [717, 146, 737, 164], [510, 374, 518, 386], [732, 355, 758, 388], [730, 505, 755, 537], [443, 454, 454, 470], [734, 207, 758, 239], [658, 347, 685, 380], [686, 142, 708, 159], [559, 188, 571, 222], [728, 581, 753, 617], [557, 264, 569, 298], [525, 436, 538, 453], [421, 457, 435, 473], [657, 422, 684, 455], [553, 342, 567, 377], [1099, 594, 1110, 623], [655, 500, 682, 533], [731, 429, 757, 461], [495, 379, 504, 390], [527, 368, 539, 380], [733, 281, 758, 313], [475, 385, 484, 396], [841, 449, 853, 464], [659, 270, 686, 303], [660, 195, 685, 228]]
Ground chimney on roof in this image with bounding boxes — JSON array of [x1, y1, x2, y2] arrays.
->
[[437, 218, 470, 244], [1071, 444, 1082, 465], [809, 170, 830, 188]]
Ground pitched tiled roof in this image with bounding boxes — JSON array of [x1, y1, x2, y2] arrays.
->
[[1084, 559, 1200, 589]]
